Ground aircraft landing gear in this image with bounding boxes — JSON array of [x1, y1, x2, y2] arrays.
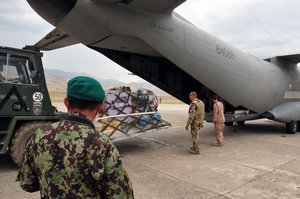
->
[[285, 121, 297, 134], [233, 122, 237, 132], [225, 121, 246, 132]]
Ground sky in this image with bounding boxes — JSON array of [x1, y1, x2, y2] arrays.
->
[[1, 0, 300, 83]]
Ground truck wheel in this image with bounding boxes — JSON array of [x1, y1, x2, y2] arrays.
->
[[10, 121, 51, 166]]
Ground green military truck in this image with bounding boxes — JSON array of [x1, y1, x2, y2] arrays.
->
[[0, 45, 63, 165]]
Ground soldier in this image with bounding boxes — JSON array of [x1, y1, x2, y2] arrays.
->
[[212, 95, 225, 147], [185, 91, 205, 155], [18, 76, 134, 198]]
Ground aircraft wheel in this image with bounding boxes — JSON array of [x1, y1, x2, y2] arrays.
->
[[286, 121, 297, 134], [10, 121, 51, 167]]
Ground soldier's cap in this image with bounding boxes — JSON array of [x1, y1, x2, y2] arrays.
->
[[67, 76, 105, 102]]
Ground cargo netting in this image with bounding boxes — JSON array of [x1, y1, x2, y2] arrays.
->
[[96, 86, 171, 141]]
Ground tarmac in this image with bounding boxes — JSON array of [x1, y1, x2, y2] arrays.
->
[[1, 103, 300, 199]]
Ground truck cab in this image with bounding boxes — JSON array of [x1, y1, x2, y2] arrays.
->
[[0, 46, 59, 160]]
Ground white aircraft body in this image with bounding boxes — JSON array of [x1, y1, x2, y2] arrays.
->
[[26, 0, 300, 133]]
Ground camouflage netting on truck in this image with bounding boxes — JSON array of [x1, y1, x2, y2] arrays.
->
[[96, 86, 170, 141]]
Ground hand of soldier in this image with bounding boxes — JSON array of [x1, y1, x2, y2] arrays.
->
[[185, 124, 189, 131]]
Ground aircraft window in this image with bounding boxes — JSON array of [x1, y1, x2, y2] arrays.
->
[[0, 53, 37, 84]]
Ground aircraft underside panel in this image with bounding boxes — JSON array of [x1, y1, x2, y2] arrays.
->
[[89, 46, 236, 113]]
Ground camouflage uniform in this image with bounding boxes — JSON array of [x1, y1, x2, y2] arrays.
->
[[18, 113, 134, 199], [186, 99, 205, 153]]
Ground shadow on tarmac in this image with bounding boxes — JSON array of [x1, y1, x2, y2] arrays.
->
[[0, 155, 18, 171]]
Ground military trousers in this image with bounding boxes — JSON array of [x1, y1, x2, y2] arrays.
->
[[190, 123, 201, 152], [214, 122, 224, 145]]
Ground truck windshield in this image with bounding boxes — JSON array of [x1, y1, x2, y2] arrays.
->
[[0, 52, 37, 84]]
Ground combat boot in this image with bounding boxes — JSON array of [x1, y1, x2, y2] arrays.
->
[[189, 148, 200, 155]]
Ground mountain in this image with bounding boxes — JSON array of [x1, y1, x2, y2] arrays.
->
[[44, 69, 170, 96]]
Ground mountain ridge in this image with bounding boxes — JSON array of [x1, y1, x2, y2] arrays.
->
[[44, 68, 169, 96]]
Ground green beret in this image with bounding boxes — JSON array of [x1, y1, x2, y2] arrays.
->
[[67, 76, 105, 102]]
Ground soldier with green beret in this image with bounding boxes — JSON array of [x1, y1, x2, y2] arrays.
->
[[18, 76, 134, 198]]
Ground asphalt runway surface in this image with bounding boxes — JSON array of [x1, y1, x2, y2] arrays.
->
[[1, 104, 300, 198]]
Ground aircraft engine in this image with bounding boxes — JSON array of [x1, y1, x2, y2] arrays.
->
[[27, 0, 77, 25]]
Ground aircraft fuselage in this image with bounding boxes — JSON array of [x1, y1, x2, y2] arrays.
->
[[27, 0, 300, 126]]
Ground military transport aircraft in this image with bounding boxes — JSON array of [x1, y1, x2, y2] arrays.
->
[[26, 0, 300, 133]]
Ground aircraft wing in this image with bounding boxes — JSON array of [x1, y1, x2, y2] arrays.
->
[[34, 1, 186, 51], [276, 53, 300, 64], [265, 53, 300, 64], [93, 0, 186, 13], [34, 28, 79, 50]]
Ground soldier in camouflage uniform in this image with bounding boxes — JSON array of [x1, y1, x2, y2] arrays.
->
[[185, 92, 205, 155], [18, 76, 134, 199]]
